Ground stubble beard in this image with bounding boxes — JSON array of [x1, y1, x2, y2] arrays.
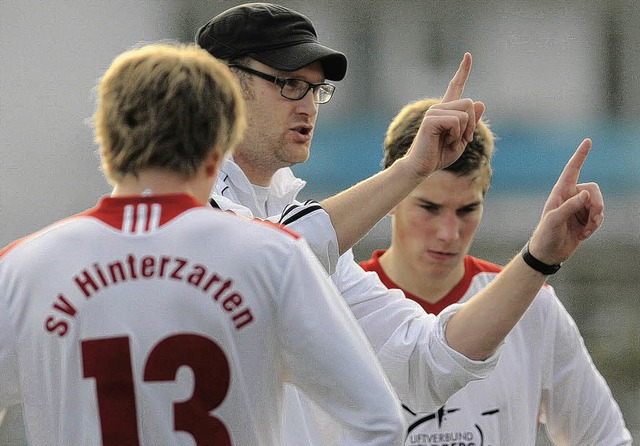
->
[[272, 129, 312, 170]]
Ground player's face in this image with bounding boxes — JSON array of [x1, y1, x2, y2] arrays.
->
[[231, 60, 323, 185], [391, 170, 485, 281]]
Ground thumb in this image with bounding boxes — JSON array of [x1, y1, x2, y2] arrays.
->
[[473, 101, 485, 123]]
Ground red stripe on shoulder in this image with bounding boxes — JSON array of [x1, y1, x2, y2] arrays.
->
[[0, 214, 85, 259], [465, 256, 503, 274], [0, 236, 31, 258], [256, 219, 302, 240]]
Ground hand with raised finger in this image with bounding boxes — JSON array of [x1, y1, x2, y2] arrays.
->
[[403, 52, 485, 177], [528, 138, 605, 266], [441, 52, 485, 146]]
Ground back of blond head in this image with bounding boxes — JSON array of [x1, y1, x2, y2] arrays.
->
[[94, 43, 246, 184]]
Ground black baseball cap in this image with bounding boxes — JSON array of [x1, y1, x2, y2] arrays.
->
[[195, 3, 347, 81]]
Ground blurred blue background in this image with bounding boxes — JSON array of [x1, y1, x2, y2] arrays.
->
[[1, 1, 638, 444], [295, 116, 640, 198]]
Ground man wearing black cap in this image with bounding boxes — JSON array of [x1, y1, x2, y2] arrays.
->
[[196, 3, 605, 444]]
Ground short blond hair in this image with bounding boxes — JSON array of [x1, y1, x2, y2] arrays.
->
[[94, 43, 246, 184], [383, 98, 494, 195]]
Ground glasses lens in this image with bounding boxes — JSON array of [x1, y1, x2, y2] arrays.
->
[[280, 78, 335, 104], [281, 79, 310, 100], [315, 84, 335, 104]]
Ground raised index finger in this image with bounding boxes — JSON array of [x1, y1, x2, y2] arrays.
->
[[556, 138, 592, 187], [442, 52, 472, 103]]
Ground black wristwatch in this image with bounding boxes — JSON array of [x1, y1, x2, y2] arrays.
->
[[520, 242, 562, 275]]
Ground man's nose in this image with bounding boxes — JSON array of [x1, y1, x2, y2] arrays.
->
[[436, 213, 460, 242], [294, 89, 319, 116]]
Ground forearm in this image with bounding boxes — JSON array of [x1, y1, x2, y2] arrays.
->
[[321, 156, 424, 254], [445, 252, 547, 360]]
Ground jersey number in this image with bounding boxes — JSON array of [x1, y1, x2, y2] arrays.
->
[[81, 334, 231, 445]]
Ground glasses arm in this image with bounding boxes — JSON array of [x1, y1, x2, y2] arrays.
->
[[228, 64, 283, 86]]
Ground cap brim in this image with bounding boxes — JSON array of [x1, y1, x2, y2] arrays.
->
[[249, 42, 347, 81]]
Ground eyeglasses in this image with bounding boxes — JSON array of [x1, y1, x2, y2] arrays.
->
[[228, 64, 336, 104]]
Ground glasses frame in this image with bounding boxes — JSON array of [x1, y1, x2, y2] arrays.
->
[[228, 64, 335, 104]]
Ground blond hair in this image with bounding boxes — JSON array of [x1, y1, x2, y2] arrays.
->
[[94, 43, 246, 184], [383, 98, 495, 195]]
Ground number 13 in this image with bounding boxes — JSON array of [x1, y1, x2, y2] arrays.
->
[[81, 334, 232, 445]]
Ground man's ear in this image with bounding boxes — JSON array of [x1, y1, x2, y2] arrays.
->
[[204, 148, 222, 178]]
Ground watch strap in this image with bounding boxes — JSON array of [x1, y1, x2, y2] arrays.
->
[[520, 242, 562, 275]]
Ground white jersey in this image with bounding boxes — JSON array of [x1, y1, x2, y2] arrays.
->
[[361, 253, 633, 445], [0, 194, 405, 446], [212, 157, 502, 445]]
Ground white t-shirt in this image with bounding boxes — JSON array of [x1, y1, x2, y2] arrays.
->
[[361, 252, 633, 445], [0, 194, 405, 446]]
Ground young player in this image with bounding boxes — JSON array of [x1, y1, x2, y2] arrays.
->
[[0, 43, 405, 445], [360, 98, 632, 444]]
